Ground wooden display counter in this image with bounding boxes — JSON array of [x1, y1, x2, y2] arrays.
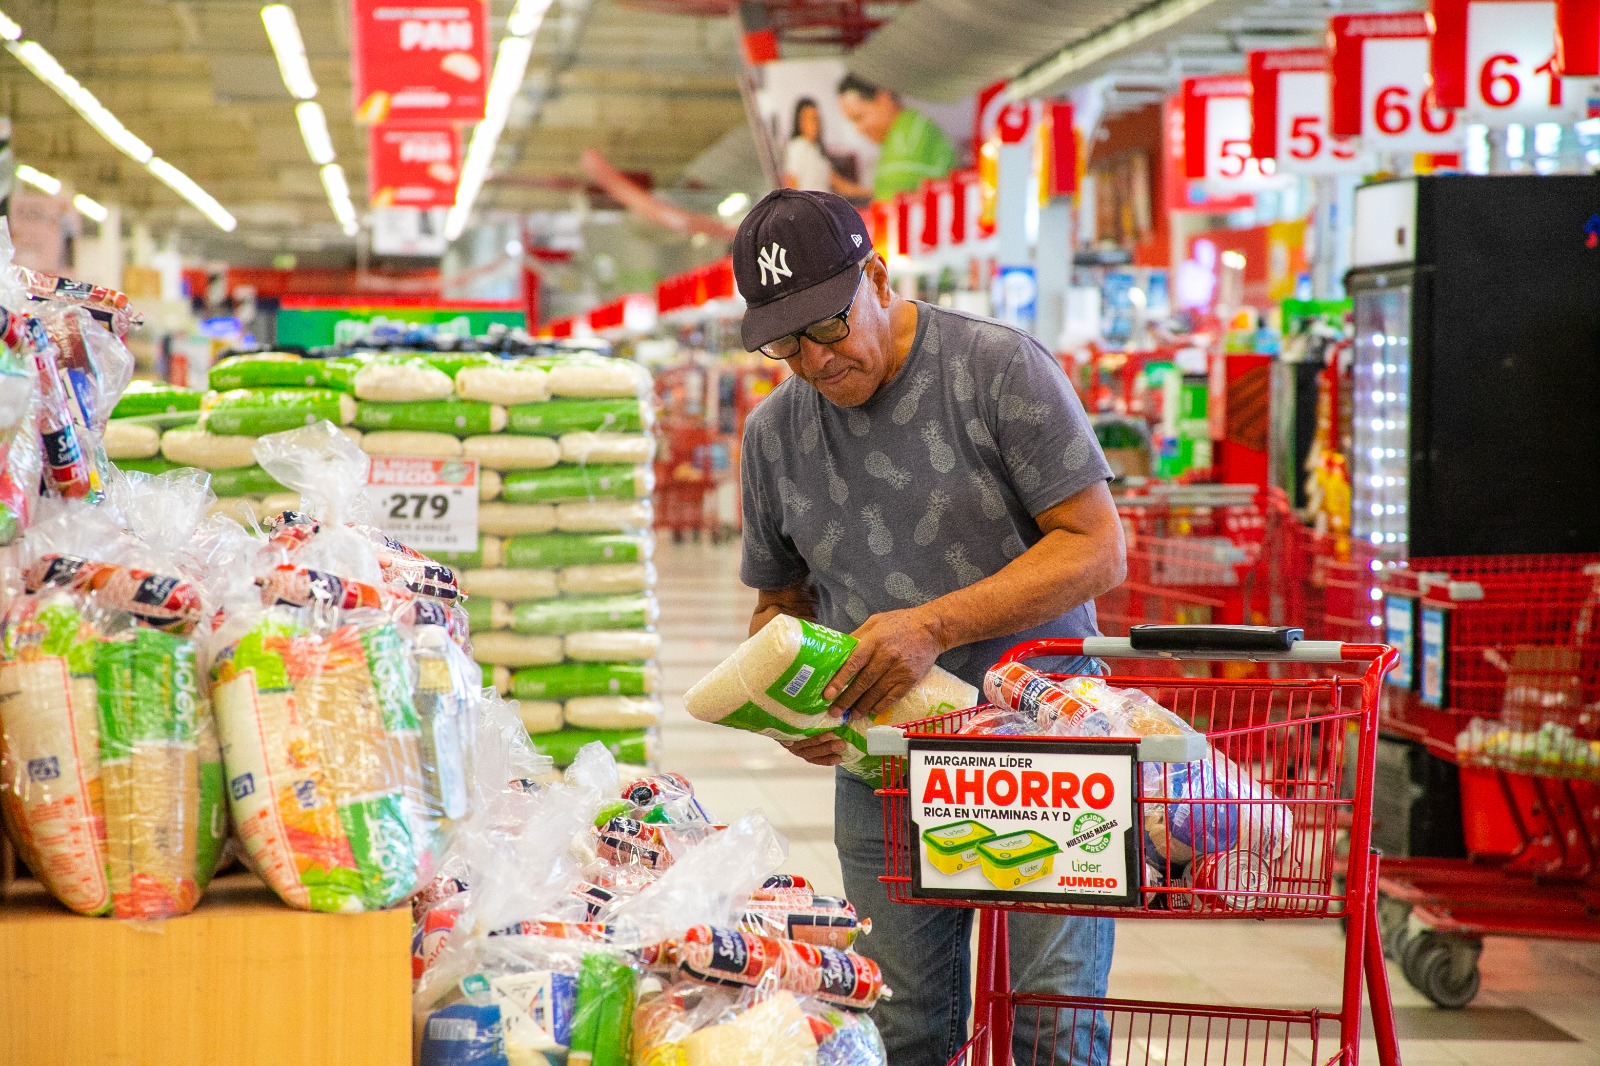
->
[[0, 872, 413, 1066]]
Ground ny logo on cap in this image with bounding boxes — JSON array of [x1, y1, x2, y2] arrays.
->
[[758, 242, 792, 286]]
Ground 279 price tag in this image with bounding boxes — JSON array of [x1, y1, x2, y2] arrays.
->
[[365, 456, 478, 553]]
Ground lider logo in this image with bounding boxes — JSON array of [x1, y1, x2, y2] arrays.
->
[[1586, 214, 1600, 249]]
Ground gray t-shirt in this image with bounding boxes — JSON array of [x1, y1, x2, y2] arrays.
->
[[740, 302, 1115, 688]]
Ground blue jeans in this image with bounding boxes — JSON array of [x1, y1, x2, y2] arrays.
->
[[836, 768, 1115, 1066]]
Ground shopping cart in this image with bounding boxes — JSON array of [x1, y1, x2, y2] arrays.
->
[[869, 625, 1400, 1066]]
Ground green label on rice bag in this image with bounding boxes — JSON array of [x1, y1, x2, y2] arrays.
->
[[208, 465, 287, 498], [220, 615, 302, 691], [315, 357, 363, 392], [195, 734, 226, 890], [25, 599, 97, 675], [203, 388, 351, 436], [528, 727, 649, 768], [355, 399, 498, 436], [95, 630, 200, 761], [510, 662, 648, 700], [500, 465, 640, 504], [209, 355, 324, 392], [462, 596, 493, 632], [360, 622, 419, 733], [434, 537, 487, 570], [511, 596, 650, 636], [338, 792, 418, 910], [765, 619, 856, 716], [113, 384, 202, 418], [112, 456, 184, 477], [507, 399, 643, 436], [419, 352, 500, 378], [721, 702, 836, 738], [300, 860, 369, 913], [504, 533, 644, 569]]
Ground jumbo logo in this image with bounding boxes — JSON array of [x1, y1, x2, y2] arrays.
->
[[920, 767, 1116, 809]]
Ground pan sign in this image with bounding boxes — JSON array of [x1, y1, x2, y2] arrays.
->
[[351, 0, 489, 124], [907, 737, 1139, 906]]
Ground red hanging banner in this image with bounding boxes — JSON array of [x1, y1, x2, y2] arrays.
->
[[1180, 76, 1280, 186], [1248, 49, 1366, 173], [368, 124, 462, 208], [1558, 0, 1600, 75], [1430, 0, 1574, 121], [1046, 101, 1078, 197], [351, 0, 489, 124], [1328, 13, 1461, 150]]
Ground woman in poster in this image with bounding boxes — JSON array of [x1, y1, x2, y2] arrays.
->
[[783, 97, 869, 199]]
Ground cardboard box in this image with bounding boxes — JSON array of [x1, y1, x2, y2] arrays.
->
[[0, 872, 412, 1066]]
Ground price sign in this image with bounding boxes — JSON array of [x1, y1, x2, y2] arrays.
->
[[1249, 49, 1369, 174], [1330, 13, 1463, 150], [1181, 76, 1288, 189], [1432, 0, 1578, 122], [365, 456, 478, 553]]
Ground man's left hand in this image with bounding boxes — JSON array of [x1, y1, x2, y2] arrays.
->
[[825, 608, 944, 721]]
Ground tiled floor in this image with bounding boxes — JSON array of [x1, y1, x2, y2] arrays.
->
[[655, 537, 1600, 1065]]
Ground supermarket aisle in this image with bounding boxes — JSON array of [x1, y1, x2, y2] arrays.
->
[[654, 537, 1600, 1065]]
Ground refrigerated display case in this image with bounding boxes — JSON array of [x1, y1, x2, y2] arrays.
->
[[1345, 175, 1600, 561]]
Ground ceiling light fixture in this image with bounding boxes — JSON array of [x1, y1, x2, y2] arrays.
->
[[716, 191, 749, 219], [260, 4, 318, 100], [295, 101, 336, 165], [14, 163, 60, 195], [507, 0, 554, 37], [149, 158, 237, 231], [445, 34, 534, 241], [1006, 0, 1224, 99], [72, 193, 109, 223], [320, 162, 359, 235]]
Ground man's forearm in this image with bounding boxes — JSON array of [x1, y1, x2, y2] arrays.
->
[[749, 579, 820, 636]]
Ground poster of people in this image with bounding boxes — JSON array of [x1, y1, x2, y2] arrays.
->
[[746, 58, 973, 202]]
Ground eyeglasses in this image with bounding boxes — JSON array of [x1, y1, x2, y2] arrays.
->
[[758, 268, 866, 360]]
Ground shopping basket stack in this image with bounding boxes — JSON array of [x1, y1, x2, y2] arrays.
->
[[1372, 553, 1600, 1007], [871, 626, 1401, 1066]]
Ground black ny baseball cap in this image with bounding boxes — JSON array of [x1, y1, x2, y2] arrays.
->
[[733, 189, 872, 351]]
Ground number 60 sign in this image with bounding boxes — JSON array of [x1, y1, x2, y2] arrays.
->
[[1330, 12, 1463, 151]]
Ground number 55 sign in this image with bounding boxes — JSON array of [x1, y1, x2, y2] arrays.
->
[[365, 456, 480, 553], [1431, 0, 1581, 123], [1181, 76, 1289, 189], [1249, 49, 1369, 174], [1330, 13, 1462, 150]]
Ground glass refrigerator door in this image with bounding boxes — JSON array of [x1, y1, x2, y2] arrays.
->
[[1351, 284, 1412, 560]]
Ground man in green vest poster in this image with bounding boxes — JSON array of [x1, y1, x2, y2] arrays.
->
[[837, 73, 957, 201]]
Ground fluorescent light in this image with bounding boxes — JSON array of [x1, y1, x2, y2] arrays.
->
[[149, 157, 237, 232], [507, 0, 553, 37], [445, 34, 534, 241], [1006, 0, 1224, 99], [717, 191, 749, 218], [15, 163, 60, 195], [72, 193, 109, 223], [295, 100, 335, 165], [260, 4, 318, 100], [0, 10, 20, 41], [320, 162, 358, 233]]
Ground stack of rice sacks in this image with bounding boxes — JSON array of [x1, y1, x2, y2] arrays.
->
[[103, 349, 663, 775]]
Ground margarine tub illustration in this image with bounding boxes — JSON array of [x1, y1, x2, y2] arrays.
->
[[921, 820, 997, 875], [976, 830, 1063, 889]]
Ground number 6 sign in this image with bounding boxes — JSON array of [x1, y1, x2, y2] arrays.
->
[[1431, 0, 1579, 123], [1181, 75, 1288, 189], [1249, 49, 1369, 174], [1330, 12, 1463, 151]]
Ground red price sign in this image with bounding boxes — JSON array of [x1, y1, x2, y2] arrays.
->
[[1432, 0, 1578, 122], [1181, 76, 1287, 188], [368, 124, 461, 209], [1330, 13, 1462, 150], [1249, 49, 1368, 174], [350, 0, 489, 124]]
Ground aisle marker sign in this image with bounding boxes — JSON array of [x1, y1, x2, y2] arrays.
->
[[350, 0, 489, 124], [907, 737, 1139, 907], [1431, 0, 1581, 122], [1248, 49, 1369, 174], [364, 456, 479, 553], [1329, 13, 1463, 150], [1182, 76, 1289, 191], [369, 124, 462, 209]]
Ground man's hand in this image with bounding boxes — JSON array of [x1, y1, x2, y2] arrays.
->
[[778, 733, 848, 767], [825, 608, 944, 722]]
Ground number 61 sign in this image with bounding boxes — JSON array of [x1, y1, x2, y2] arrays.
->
[[1431, 0, 1583, 123], [1249, 49, 1369, 174]]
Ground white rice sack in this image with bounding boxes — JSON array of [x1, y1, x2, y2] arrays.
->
[[353, 361, 455, 402], [547, 360, 650, 399], [558, 432, 657, 466], [457, 364, 551, 404], [161, 428, 258, 470], [558, 563, 652, 596], [519, 700, 565, 735], [556, 500, 651, 533], [489, 666, 512, 695], [462, 568, 558, 601], [208, 497, 263, 525], [684, 615, 847, 733], [481, 535, 504, 568], [339, 426, 364, 446], [480, 468, 502, 501], [259, 492, 303, 517], [360, 431, 463, 458], [489, 602, 516, 630], [463, 435, 561, 471], [564, 630, 661, 663], [471, 632, 564, 667], [479, 503, 558, 536], [104, 420, 161, 460], [565, 696, 661, 730]]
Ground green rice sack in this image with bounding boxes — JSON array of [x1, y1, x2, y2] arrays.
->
[[201, 389, 357, 436], [209, 353, 327, 392], [434, 535, 502, 571], [509, 662, 654, 701], [355, 399, 506, 436], [114, 456, 184, 477], [207, 465, 288, 499], [113, 382, 202, 419], [500, 465, 647, 504], [528, 727, 651, 768], [503, 533, 646, 569], [507, 399, 644, 436], [510, 595, 654, 636]]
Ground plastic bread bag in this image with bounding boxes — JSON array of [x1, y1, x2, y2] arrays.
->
[[633, 983, 825, 1066], [252, 421, 387, 586], [666, 926, 888, 1014], [1141, 750, 1293, 873]]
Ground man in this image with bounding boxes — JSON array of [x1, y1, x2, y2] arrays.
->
[[837, 73, 957, 201], [732, 188, 1125, 1066]]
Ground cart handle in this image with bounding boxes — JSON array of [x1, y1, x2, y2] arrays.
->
[[999, 625, 1391, 665]]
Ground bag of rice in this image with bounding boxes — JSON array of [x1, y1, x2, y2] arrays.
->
[[463, 435, 561, 471], [558, 563, 651, 596], [207, 465, 288, 499], [353, 358, 455, 403], [507, 398, 645, 436], [201, 389, 357, 436], [509, 662, 656, 700], [460, 568, 557, 601], [488, 664, 512, 694], [528, 727, 651, 768], [555, 501, 651, 533], [519, 699, 564, 735], [355, 399, 506, 437], [480, 468, 502, 501], [456, 363, 551, 405], [563, 631, 661, 663], [112, 456, 182, 477], [104, 420, 161, 459], [470, 631, 564, 667], [500, 464, 651, 504], [435, 534, 502, 571], [209, 352, 328, 392], [113, 381, 201, 419], [511, 595, 656, 636], [565, 696, 661, 730], [161, 428, 259, 470], [558, 432, 656, 466], [479, 502, 558, 536], [503, 532, 648, 569], [360, 430, 463, 458], [546, 360, 650, 399]]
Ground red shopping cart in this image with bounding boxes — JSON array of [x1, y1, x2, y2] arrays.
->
[[869, 625, 1400, 1066]]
